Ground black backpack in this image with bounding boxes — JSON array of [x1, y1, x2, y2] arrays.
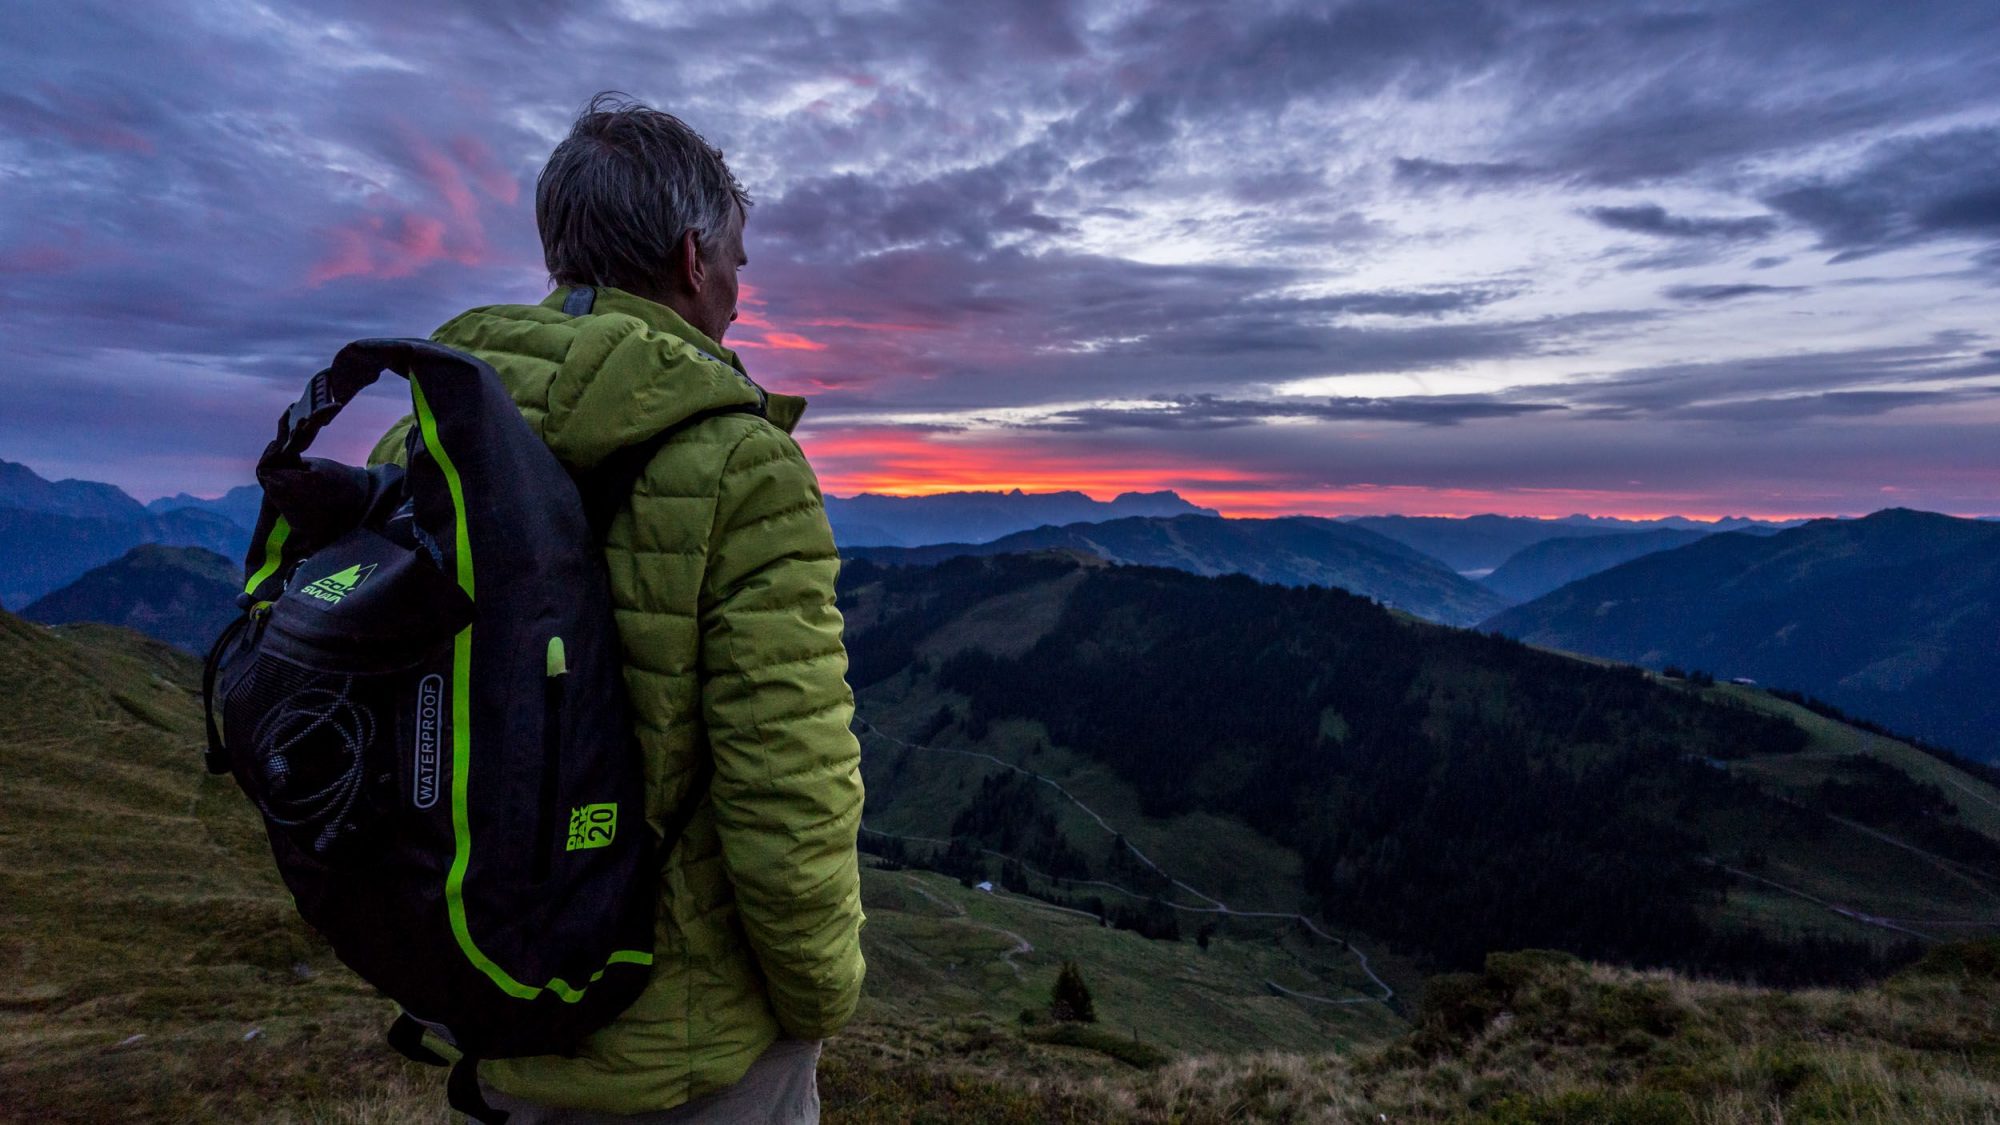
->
[[201, 336, 741, 1113]]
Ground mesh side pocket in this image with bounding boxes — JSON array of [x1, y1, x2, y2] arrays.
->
[[222, 653, 392, 863]]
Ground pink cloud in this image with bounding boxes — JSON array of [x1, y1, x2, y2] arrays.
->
[[734, 331, 829, 352], [0, 227, 88, 274], [303, 128, 518, 286], [305, 213, 465, 285], [449, 134, 520, 205]]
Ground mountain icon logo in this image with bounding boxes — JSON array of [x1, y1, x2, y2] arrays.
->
[[299, 562, 377, 605]]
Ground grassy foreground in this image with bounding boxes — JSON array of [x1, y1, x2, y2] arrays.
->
[[810, 944, 2000, 1124], [5, 615, 2000, 1123]]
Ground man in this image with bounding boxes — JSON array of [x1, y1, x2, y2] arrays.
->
[[368, 94, 865, 1123]]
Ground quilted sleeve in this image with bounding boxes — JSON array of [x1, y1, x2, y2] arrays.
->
[[698, 422, 866, 1040], [366, 416, 415, 468]]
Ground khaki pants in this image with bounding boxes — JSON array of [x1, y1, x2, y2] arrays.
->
[[476, 1039, 822, 1125]]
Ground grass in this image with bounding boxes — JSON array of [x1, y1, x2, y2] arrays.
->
[[9, 614, 2000, 1123], [820, 943, 2000, 1123], [858, 866, 1402, 1056], [1022, 1024, 1172, 1070], [1670, 680, 2000, 945]]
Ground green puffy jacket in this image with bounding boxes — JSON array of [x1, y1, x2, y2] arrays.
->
[[368, 286, 866, 1114]]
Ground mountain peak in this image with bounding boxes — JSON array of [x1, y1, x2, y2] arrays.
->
[[21, 544, 239, 653], [144, 484, 262, 531], [1860, 507, 1951, 522], [0, 460, 145, 521], [824, 488, 1217, 547]]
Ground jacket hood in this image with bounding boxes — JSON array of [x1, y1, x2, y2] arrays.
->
[[428, 285, 806, 471]]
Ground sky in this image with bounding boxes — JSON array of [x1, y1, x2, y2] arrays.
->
[[3, 0, 1999, 518]]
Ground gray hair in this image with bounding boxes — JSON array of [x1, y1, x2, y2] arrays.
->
[[536, 92, 750, 292]]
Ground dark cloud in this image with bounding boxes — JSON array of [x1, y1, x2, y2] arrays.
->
[[982, 400, 2000, 518], [1671, 388, 2000, 423], [1585, 204, 1778, 241], [1660, 283, 1807, 302], [1103, 1, 1513, 117], [1922, 186, 2000, 232], [1508, 2, 2000, 187], [1765, 127, 2000, 260], [1228, 168, 1329, 205], [757, 242, 1618, 411], [1391, 157, 1545, 190], [760, 157, 1072, 260], [1026, 393, 1566, 431], [1547, 335, 2000, 420], [1273, 286, 1524, 318]]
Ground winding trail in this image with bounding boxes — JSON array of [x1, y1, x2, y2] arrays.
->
[[898, 873, 1034, 978], [1716, 863, 1939, 941], [856, 716, 1395, 1005]]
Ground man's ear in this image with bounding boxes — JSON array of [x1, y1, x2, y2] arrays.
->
[[677, 228, 707, 296]]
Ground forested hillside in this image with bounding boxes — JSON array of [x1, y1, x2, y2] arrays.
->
[[22, 545, 239, 652], [843, 553, 2000, 983]]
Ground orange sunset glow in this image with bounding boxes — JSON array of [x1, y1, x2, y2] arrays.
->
[[798, 426, 1860, 522]]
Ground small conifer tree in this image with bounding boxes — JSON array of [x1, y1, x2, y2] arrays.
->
[[1049, 959, 1096, 1023]]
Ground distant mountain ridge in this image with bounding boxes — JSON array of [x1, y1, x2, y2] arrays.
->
[[0, 459, 148, 521], [0, 460, 252, 609], [146, 484, 263, 532], [845, 513, 1510, 626], [1349, 513, 1796, 572], [1482, 508, 2000, 760], [824, 488, 1218, 547]]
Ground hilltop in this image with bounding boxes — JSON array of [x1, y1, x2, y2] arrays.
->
[[1345, 513, 1791, 573], [1483, 508, 2000, 760], [21, 544, 239, 653], [1479, 527, 1710, 603]]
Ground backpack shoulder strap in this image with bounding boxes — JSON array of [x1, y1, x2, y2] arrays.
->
[[561, 285, 597, 316], [558, 275, 763, 863], [571, 397, 761, 871]]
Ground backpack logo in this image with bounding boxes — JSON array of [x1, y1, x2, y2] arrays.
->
[[412, 674, 443, 809], [567, 804, 618, 851], [300, 562, 377, 605]]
